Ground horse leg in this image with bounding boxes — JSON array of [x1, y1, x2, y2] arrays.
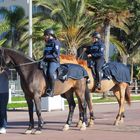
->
[[78, 98, 87, 131], [33, 93, 44, 134], [76, 101, 84, 128], [85, 85, 94, 127], [62, 89, 76, 131], [113, 84, 125, 126], [75, 79, 87, 131], [77, 84, 94, 128], [25, 97, 34, 134]]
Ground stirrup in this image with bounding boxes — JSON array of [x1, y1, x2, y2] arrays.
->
[[46, 90, 54, 97], [96, 83, 101, 90], [46, 92, 54, 97], [43, 89, 54, 97]]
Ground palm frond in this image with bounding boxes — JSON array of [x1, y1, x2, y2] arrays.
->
[[110, 36, 128, 56], [0, 38, 7, 46]]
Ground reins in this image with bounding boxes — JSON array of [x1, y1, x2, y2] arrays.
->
[[16, 60, 41, 67], [77, 49, 86, 60]]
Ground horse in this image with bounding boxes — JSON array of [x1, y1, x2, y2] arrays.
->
[[60, 54, 131, 126], [0, 48, 94, 134]]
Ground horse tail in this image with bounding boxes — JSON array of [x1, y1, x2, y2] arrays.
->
[[125, 84, 131, 105]]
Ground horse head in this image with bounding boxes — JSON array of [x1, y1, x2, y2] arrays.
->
[[0, 47, 12, 73], [0, 47, 6, 72]]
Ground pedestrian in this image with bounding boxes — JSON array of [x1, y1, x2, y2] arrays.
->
[[43, 28, 61, 97], [0, 68, 10, 134]]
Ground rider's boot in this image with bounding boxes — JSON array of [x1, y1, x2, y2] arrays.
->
[[96, 71, 102, 90], [45, 77, 55, 97]]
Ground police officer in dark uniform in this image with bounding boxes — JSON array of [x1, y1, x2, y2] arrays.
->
[[85, 31, 105, 90], [43, 28, 61, 97]]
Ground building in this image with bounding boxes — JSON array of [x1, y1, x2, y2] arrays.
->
[[0, 0, 43, 40], [0, 0, 41, 21], [0, 0, 29, 18]]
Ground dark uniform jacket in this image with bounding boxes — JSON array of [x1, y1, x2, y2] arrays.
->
[[43, 39, 61, 62], [86, 39, 104, 59]]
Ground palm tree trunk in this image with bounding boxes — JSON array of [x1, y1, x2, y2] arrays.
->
[[104, 22, 111, 97], [122, 54, 128, 65], [104, 24, 110, 63], [11, 27, 15, 48], [131, 59, 134, 82]]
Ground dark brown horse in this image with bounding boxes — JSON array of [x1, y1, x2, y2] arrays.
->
[[60, 54, 131, 126], [0, 48, 94, 134]]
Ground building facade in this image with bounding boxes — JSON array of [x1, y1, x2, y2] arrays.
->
[[0, 0, 41, 21], [0, 0, 29, 17]]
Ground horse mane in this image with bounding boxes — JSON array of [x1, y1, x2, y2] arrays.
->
[[60, 54, 77, 61], [60, 54, 88, 69], [77, 59, 88, 67]]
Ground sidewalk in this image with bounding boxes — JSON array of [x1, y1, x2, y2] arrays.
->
[[1, 102, 140, 140]]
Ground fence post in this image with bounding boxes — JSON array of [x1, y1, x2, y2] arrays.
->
[[8, 88, 12, 103], [134, 79, 138, 94]]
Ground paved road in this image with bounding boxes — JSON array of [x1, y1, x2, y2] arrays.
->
[[1, 102, 140, 140]]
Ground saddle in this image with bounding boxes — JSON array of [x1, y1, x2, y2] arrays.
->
[[89, 62, 112, 81], [57, 64, 69, 81], [39, 61, 68, 81], [39, 61, 89, 82]]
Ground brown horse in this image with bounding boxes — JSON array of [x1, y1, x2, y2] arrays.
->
[[0, 48, 94, 134], [60, 54, 131, 126]]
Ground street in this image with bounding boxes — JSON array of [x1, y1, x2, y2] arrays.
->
[[1, 101, 140, 140]]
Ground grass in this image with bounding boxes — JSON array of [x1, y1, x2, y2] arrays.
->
[[93, 95, 140, 103], [64, 95, 140, 105], [131, 95, 140, 100], [12, 96, 25, 101], [8, 96, 27, 109], [8, 103, 27, 109], [8, 94, 140, 109]]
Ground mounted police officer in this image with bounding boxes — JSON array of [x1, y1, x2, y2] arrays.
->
[[85, 31, 105, 90], [43, 28, 61, 97]]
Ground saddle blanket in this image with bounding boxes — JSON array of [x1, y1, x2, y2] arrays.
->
[[103, 62, 131, 84], [57, 63, 89, 80]]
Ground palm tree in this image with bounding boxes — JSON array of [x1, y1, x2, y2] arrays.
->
[[0, 6, 25, 48], [112, 0, 140, 57], [33, 0, 97, 56], [0, 6, 46, 58], [87, 0, 130, 63], [0, 20, 9, 46]]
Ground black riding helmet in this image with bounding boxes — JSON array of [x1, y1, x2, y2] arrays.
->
[[44, 28, 56, 38], [91, 31, 101, 39]]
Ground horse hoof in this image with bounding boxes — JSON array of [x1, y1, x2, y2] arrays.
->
[[114, 121, 119, 126], [80, 122, 86, 131], [88, 119, 94, 127], [76, 120, 82, 128], [120, 118, 124, 124], [63, 124, 69, 131], [25, 129, 33, 134], [32, 129, 42, 135]]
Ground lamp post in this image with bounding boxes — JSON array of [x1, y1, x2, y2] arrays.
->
[[28, 0, 32, 58]]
